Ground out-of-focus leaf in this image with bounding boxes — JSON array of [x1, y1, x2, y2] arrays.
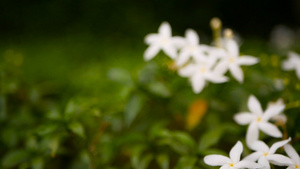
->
[[186, 99, 208, 130], [198, 127, 224, 151], [49, 136, 59, 157], [138, 62, 158, 84], [36, 124, 58, 136], [124, 94, 144, 126], [64, 100, 81, 120], [2, 150, 30, 168], [0, 95, 6, 120], [148, 81, 171, 97], [68, 121, 85, 138], [131, 145, 147, 169], [175, 156, 197, 169], [31, 157, 44, 169], [156, 153, 169, 169], [172, 132, 196, 151], [46, 108, 62, 120], [26, 136, 38, 150], [107, 68, 133, 87]]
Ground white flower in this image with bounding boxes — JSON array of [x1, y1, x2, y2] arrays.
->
[[244, 138, 292, 169], [178, 57, 228, 94], [267, 98, 287, 124], [234, 95, 285, 146], [144, 22, 184, 61], [282, 51, 300, 80], [219, 39, 259, 83], [284, 144, 300, 169], [204, 141, 262, 169], [176, 29, 208, 66]]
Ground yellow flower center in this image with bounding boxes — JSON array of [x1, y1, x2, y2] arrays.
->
[[200, 67, 206, 74], [295, 164, 299, 169], [263, 152, 269, 156], [229, 163, 235, 167], [189, 46, 196, 52], [161, 38, 168, 44], [229, 57, 235, 63], [256, 117, 262, 122]]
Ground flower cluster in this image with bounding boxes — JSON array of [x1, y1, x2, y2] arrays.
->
[[204, 95, 299, 169], [143, 21, 259, 94]]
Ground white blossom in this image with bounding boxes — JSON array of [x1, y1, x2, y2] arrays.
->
[[244, 138, 292, 169], [234, 95, 285, 146], [282, 51, 300, 80], [284, 144, 300, 169], [144, 22, 184, 61], [219, 39, 259, 83], [204, 141, 262, 169], [178, 56, 228, 94]]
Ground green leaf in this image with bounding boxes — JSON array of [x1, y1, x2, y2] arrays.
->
[[156, 154, 169, 169], [68, 121, 85, 138], [107, 68, 133, 87], [49, 136, 59, 157], [175, 156, 197, 169], [36, 124, 58, 136], [124, 94, 144, 126], [148, 81, 171, 97], [138, 154, 153, 169], [198, 127, 224, 151], [64, 100, 81, 120], [172, 132, 196, 151], [31, 157, 44, 169], [2, 150, 30, 168]]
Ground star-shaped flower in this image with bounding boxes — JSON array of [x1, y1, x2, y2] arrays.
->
[[176, 29, 208, 66], [234, 95, 285, 146], [204, 141, 262, 169], [282, 51, 300, 80], [244, 138, 292, 169], [144, 22, 184, 61], [219, 39, 259, 83], [178, 57, 228, 94], [284, 144, 300, 169]]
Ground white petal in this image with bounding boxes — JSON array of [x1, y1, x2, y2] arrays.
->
[[248, 95, 263, 116], [172, 36, 186, 48], [214, 60, 229, 75], [285, 144, 300, 165], [269, 138, 291, 154], [176, 49, 191, 66], [229, 65, 244, 83], [237, 56, 259, 65], [287, 165, 296, 169], [162, 44, 177, 59], [235, 160, 262, 168], [225, 39, 239, 57], [258, 156, 270, 169], [230, 141, 243, 163], [267, 154, 293, 166], [258, 122, 282, 138], [246, 122, 259, 148], [144, 34, 159, 44], [250, 140, 269, 152], [191, 74, 205, 94], [159, 22, 171, 37], [204, 155, 231, 166], [144, 44, 161, 61], [244, 151, 264, 161], [186, 29, 199, 45], [234, 112, 255, 125], [205, 73, 228, 83], [262, 104, 285, 121], [178, 64, 196, 77], [220, 164, 230, 169]]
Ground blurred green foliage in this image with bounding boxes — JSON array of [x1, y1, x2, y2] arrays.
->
[[0, 27, 300, 169]]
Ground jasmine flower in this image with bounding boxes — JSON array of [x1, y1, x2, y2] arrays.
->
[[284, 144, 300, 169], [204, 141, 262, 169], [282, 51, 300, 80]]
